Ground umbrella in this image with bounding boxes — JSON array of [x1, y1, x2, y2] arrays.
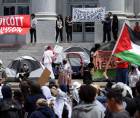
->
[[6, 56, 44, 80], [8, 56, 41, 72]]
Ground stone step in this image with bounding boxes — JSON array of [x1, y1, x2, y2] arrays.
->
[[0, 42, 95, 67]]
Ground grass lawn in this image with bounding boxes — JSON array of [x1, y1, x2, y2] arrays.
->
[[92, 69, 116, 81]]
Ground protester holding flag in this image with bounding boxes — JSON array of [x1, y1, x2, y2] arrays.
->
[[115, 58, 129, 84], [30, 14, 37, 44], [104, 23, 140, 83]]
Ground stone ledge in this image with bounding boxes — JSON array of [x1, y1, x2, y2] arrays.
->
[[0, 43, 21, 49]]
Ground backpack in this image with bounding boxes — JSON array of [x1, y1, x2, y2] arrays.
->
[[0, 99, 22, 118]]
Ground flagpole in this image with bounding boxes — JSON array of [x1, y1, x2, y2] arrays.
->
[[103, 22, 126, 79]]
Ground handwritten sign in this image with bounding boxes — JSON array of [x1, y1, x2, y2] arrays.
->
[[93, 50, 117, 70], [0, 15, 30, 35], [72, 7, 105, 22]]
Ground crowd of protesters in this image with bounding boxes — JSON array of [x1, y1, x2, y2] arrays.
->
[[1, 57, 140, 118], [1, 13, 140, 118]]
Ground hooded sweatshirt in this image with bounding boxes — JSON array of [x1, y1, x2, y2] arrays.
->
[[72, 101, 105, 118], [29, 106, 56, 118]]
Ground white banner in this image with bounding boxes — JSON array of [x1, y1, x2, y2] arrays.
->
[[72, 7, 105, 22]]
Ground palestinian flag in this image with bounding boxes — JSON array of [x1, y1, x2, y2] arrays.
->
[[113, 23, 140, 66]]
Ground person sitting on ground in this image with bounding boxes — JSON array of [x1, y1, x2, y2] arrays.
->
[[72, 84, 105, 118]]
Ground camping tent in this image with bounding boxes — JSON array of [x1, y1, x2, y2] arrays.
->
[[64, 46, 90, 76]]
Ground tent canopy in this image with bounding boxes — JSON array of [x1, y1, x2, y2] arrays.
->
[[64, 46, 90, 66]]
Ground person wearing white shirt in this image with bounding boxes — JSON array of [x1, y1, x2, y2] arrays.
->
[[30, 14, 37, 44], [42, 46, 55, 79]]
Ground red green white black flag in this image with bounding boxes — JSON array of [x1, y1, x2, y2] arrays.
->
[[113, 23, 140, 66]]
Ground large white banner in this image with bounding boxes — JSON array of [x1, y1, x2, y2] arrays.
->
[[72, 7, 105, 22]]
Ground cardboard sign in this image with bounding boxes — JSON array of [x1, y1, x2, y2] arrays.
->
[[37, 68, 51, 86], [0, 15, 31, 35], [54, 45, 63, 54], [93, 50, 117, 70]]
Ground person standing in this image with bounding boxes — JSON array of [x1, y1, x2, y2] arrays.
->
[[112, 15, 118, 41], [56, 15, 64, 43], [90, 43, 101, 62], [115, 58, 129, 84], [0, 60, 6, 81], [30, 14, 37, 44], [42, 46, 56, 80], [58, 59, 72, 93], [133, 22, 140, 37], [65, 16, 72, 43], [129, 65, 140, 97], [105, 88, 130, 118], [134, 22, 140, 32], [29, 98, 56, 118], [72, 84, 105, 118], [102, 13, 112, 43]]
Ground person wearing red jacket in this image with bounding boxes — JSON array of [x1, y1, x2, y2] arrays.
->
[[115, 58, 129, 84]]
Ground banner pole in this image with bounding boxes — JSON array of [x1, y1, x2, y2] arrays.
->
[[103, 22, 126, 79]]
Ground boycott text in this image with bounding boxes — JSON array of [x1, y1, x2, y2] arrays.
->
[[0, 16, 24, 27]]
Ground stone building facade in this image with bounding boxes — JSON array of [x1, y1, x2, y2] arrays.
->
[[0, 0, 139, 45]]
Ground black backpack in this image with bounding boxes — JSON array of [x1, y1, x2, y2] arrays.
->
[[0, 99, 22, 118]]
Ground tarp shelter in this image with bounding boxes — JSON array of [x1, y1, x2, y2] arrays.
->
[[64, 46, 90, 76]]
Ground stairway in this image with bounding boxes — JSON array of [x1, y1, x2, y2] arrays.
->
[[0, 42, 95, 67]]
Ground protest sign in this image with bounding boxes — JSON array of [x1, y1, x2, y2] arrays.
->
[[93, 50, 117, 70], [72, 7, 105, 22], [54, 45, 63, 54], [37, 68, 51, 86], [0, 15, 30, 35]]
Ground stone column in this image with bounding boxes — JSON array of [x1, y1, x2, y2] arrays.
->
[[134, 0, 140, 17], [30, 0, 57, 43], [99, 0, 126, 15], [31, 0, 56, 14]]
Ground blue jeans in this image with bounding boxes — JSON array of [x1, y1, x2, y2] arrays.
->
[[116, 68, 128, 84]]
